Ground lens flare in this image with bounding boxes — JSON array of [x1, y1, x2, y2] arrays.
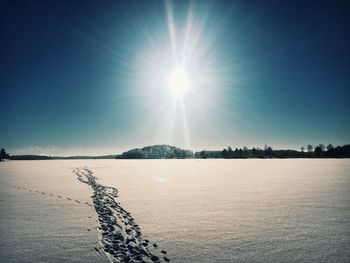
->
[[128, 0, 230, 148], [167, 67, 191, 97]]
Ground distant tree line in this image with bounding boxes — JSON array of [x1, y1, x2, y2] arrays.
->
[[2, 144, 350, 161], [0, 148, 55, 161], [196, 145, 283, 159], [117, 145, 194, 159], [300, 144, 350, 158], [117, 144, 350, 159], [196, 144, 350, 159], [9, 155, 53, 160]]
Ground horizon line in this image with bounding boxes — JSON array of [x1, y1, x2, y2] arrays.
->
[[5, 143, 349, 158]]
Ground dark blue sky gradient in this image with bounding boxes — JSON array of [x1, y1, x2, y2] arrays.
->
[[1, 0, 349, 155]]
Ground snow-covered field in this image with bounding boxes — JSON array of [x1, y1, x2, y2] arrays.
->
[[1, 159, 349, 262]]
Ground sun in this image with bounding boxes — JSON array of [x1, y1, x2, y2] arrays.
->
[[167, 67, 191, 97]]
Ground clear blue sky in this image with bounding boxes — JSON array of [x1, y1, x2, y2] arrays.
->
[[1, 0, 349, 155]]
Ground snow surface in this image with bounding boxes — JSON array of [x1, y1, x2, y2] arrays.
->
[[1, 159, 349, 262]]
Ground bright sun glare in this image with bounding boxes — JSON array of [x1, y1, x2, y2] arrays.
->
[[167, 67, 191, 97]]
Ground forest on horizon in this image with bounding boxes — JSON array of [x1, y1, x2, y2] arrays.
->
[[2, 144, 350, 161]]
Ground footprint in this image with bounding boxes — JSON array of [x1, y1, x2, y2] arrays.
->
[[151, 255, 160, 262], [74, 168, 170, 262], [57, 196, 62, 198], [75, 200, 81, 203], [67, 197, 71, 200]]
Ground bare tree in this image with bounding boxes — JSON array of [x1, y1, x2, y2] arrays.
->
[[326, 144, 334, 151], [0, 148, 9, 161], [307, 144, 313, 153], [318, 144, 325, 152]]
